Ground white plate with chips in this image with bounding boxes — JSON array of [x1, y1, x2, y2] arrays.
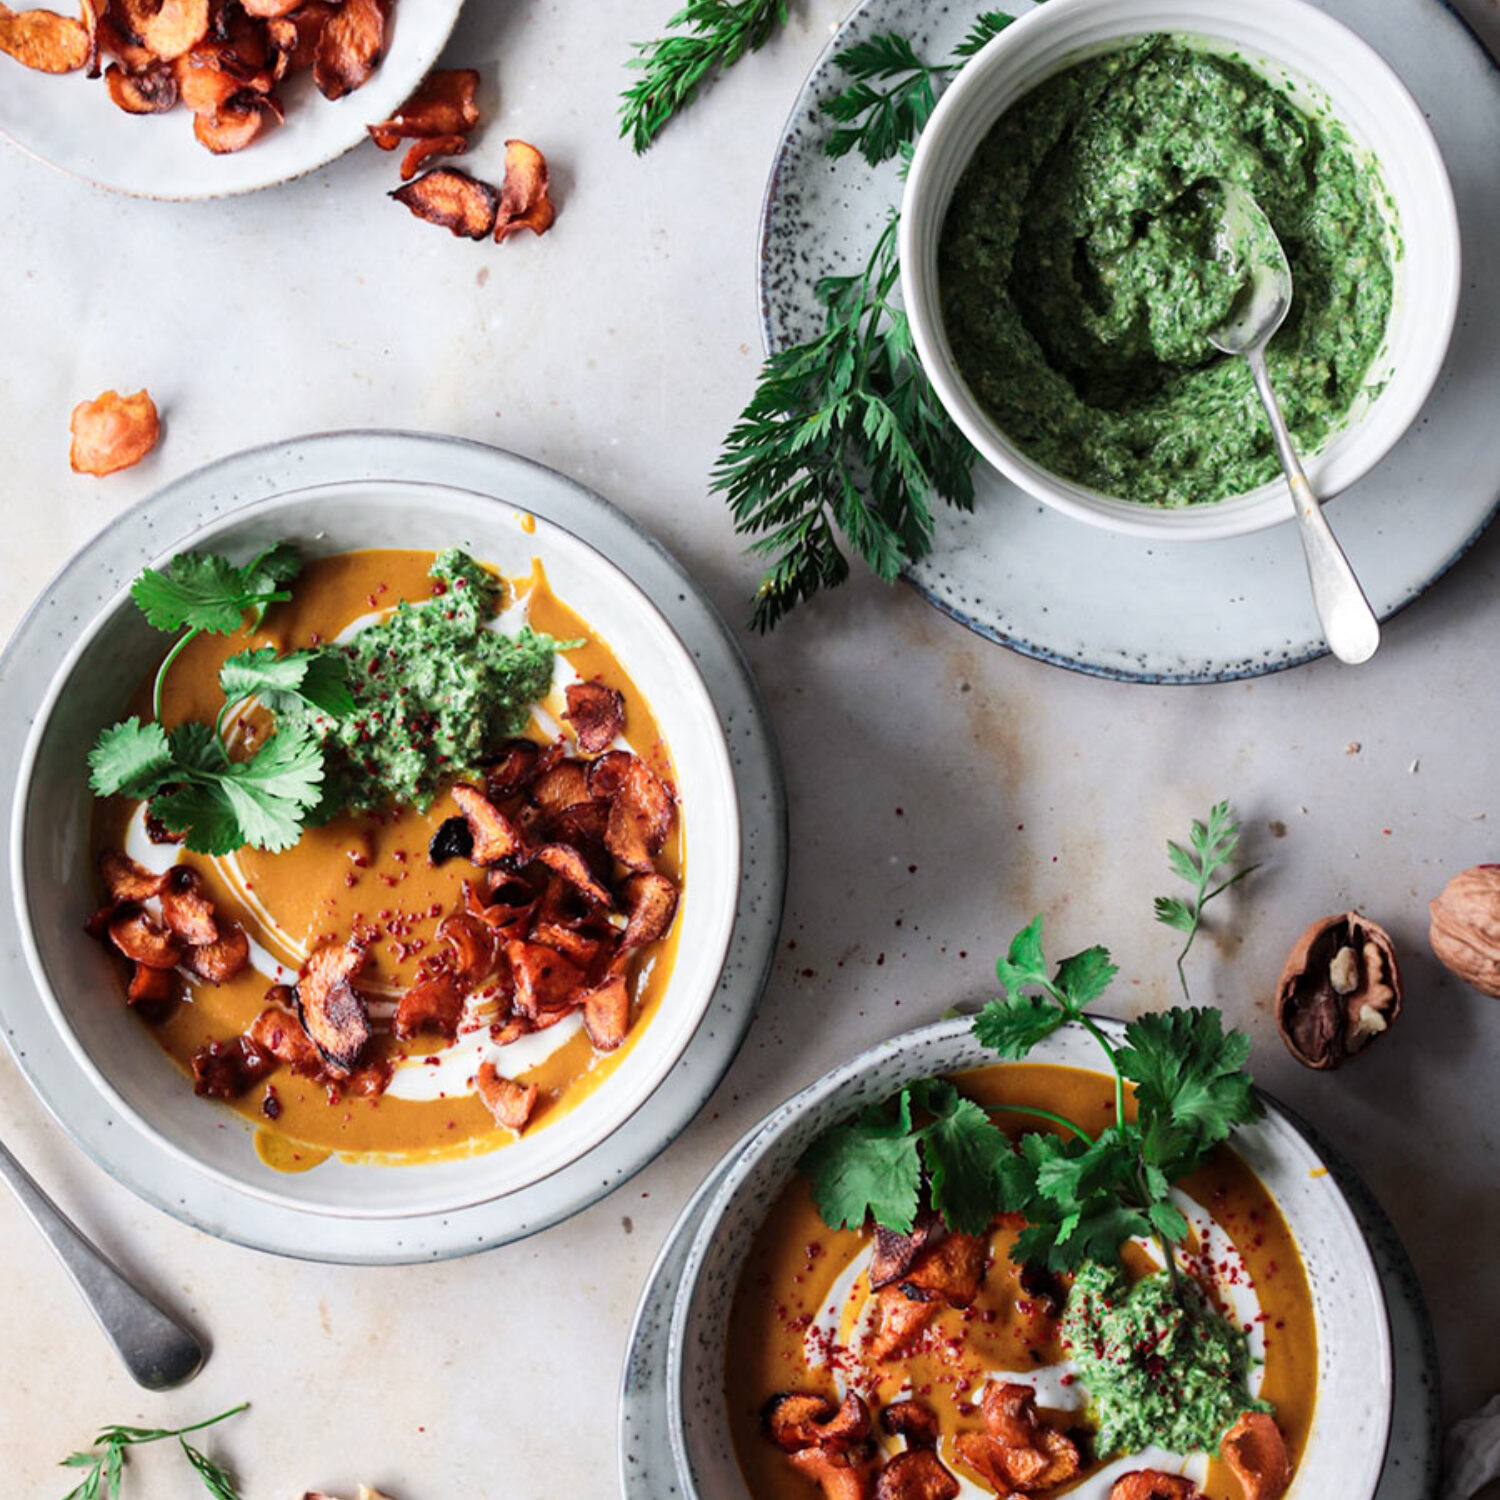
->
[[0, 0, 463, 199]]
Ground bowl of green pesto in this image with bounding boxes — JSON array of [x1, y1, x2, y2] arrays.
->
[[900, 0, 1460, 539]]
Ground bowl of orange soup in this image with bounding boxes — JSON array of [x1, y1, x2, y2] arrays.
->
[[667, 1017, 1391, 1500], [11, 482, 740, 1219]]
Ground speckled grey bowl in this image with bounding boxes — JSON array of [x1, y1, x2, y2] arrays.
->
[[665, 1016, 1392, 1500]]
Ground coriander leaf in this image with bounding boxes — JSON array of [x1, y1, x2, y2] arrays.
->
[[129, 553, 289, 636], [909, 1079, 1012, 1235], [242, 542, 302, 627], [169, 720, 230, 774], [149, 782, 243, 858], [799, 1089, 922, 1233], [215, 726, 325, 854], [973, 992, 1065, 1059], [995, 913, 1047, 992], [219, 647, 355, 719], [1148, 1198, 1190, 1243], [1053, 946, 1119, 1007], [87, 718, 173, 798]]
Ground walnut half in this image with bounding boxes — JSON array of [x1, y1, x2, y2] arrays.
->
[[1275, 912, 1402, 1070]]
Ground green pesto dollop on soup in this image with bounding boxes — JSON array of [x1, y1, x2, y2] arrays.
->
[[300, 549, 559, 816], [939, 36, 1394, 505], [1061, 1261, 1269, 1457]]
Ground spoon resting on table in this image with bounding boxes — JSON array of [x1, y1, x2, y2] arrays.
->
[[1206, 181, 1381, 666], [0, 1137, 206, 1389]]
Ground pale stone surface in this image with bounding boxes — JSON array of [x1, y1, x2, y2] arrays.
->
[[1, 2, 1497, 1495]]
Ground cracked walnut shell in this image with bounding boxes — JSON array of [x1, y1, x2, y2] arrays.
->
[[1276, 912, 1402, 1070], [1430, 865, 1500, 997]]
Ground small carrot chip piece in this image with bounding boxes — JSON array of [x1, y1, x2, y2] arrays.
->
[[312, 0, 384, 100], [531, 761, 591, 816], [391, 166, 497, 239], [438, 909, 497, 988], [117, 0, 207, 61], [127, 962, 177, 1007], [475, 1061, 537, 1131], [529, 919, 604, 969], [621, 872, 678, 950], [900, 1231, 988, 1308], [275, 0, 331, 72], [238, 0, 297, 16], [1107, 1473, 1203, 1500], [880, 1400, 941, 1451], [870, 1214, 947, 1291], [159, 865, 218, 946], [393, 972, 465, 1042], [604, 756, 674, 872], [582, 972, 629, 1052], [494, 138, 555, 242], [764, 1393, 870, 1453], [452, 782, 528, 865], [100, 850, 168, 903], [368, 67, 480, 144], [296, 942, 371, 1074], [506, 939, 584, 1020], [248, 1000, 324, 1074], [1222, 1413, 1292, 1500], [563, 681, 624, 755], [534, 842, 614, 908], [483, 738, 548, 800], [875, 1450, 960, 1500], [108, 910, 181, 969], [104, 59, 177, 111], [173, 44, 238, 114], [69, 389, 159, 476], [785, 1446, 876, 1500], [183, 922, 249, 983], [193, 95, 272, 153], [0, 1, 92, 73], [399, 132, 467, 181], [586, 750, 633, 801], [192, 1036, 274, 1098], [867, 1285, 938, 1363]]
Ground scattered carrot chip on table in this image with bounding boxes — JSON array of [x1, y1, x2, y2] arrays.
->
[[494, 137, 554, 241], [391, 165, 499, 239], [367, 65, 479, 146], [69, 388, 160, 476]]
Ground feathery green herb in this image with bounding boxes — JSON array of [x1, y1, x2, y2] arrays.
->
[[1154, 800, 1258, 997], [60, 1404, 247, 1500], [620, 0, 788, 153]]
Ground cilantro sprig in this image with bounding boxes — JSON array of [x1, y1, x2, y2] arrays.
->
[[60, 1403, 247, 1500], [88, 544, 353, 856], [1154, 800, 1258, 997]]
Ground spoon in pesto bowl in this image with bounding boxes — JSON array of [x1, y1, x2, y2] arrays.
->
[[1207, 182, 1381, 665]]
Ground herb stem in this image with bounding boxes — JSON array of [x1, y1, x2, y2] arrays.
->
[[152, 627, 199, 722], [994, 1103, 1094, 1142], [1075, 1010, 1128, 1129]]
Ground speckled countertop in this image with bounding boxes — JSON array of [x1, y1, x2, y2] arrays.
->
[[1, 2, 1497, 1496]]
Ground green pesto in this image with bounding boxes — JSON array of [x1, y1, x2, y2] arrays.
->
[[1061, 1261, 1270, 1457], [939, 37, 1394, 505], [302, 549, 559, 816]]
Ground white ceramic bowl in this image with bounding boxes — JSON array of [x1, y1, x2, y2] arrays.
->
[[900, 0, 1461, 540], [667, 1017, 1393, 1500], [10, 482, 740, 1220]]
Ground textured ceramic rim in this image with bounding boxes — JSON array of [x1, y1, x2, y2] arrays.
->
[[0, 431, 787, 1261], [898, 0, 1460, 539], [755, 0, 1500, 684], [0, 2, 464, 201], [663, 1015, 1394, 1500], [10, 478, 740, 1219]]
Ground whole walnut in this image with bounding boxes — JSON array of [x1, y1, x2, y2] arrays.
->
[[1429, 865, 1500, 997], [1276, 913, 1401, 1070]]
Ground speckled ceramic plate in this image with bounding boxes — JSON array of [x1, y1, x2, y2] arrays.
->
[[758, 0, 1500, 682], [618, 1017, 1439, 1500], [0, 431, 787, 1262], [0, 2, 463, 200]]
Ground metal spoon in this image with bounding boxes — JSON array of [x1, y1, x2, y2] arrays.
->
[[1206, 182, 1380, 665], [0, 1138, 206, 1389]]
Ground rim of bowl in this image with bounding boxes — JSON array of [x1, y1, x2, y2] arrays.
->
[[9, 480, 741, 1218], [899, 0, 1462, 541], [664, 1013, 1394, 1499]]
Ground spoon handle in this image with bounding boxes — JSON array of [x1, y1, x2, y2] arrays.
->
[[1246, 350, 1380, 665], [0, 1138, 206, 1389]]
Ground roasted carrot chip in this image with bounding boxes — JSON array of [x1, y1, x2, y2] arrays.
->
[[192, 1035, 274, 1099], [1107, 1473, 1203, 1500], [563, 681, 624, 755], [104, 59, 177, 111], [437, 909, 497, 988], [880, 1400, 940, 1451], [870, 1214, 946, 1291], [900, 1232, 988, 1308], [534, 842, 614, 908], [867, 1285, 938, 1363], [117, 0, 208, 61], [393, 972, 465, 1043], [764, 1392, 870, 1454], [875, 1450, 960, 1500], [550, 799, 610, 850], [494, 137, 555, 243], [621, 872, 678, 950], [785, 1446, 876, 1500], [604, 756, 674, 872], [452, 782, 528, 864], [193, 95, 272, 153], [483, 738, 550, 800], [475, 1061, 537, 1132], [956, 1384, 1081, 1495], [248, 1001, 323, 1074], [312, 0, 384, 100], [368, 66, 479, 145], [531, 761, 591, 816], [174, 45, 240, 113], [0, 1, 92, 73], [159, 865, 218, 946], [296, 942, 371, 1074], [275, 0, 332, 72], [1222, 1413, 1291, 1500], [183, 923, 249, 983], [108, 909, 181, 969], [582, 971, 629, 1052], [97, 15, 153, 70], [586, 749, 633, 801], [69, 388, 159, 476], [238, 0, 298, 16], [127, 962, 177, 1008], [506, 939, 584, 1019], [100, 850, 168, 903], [399, 132, 466, 181]]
